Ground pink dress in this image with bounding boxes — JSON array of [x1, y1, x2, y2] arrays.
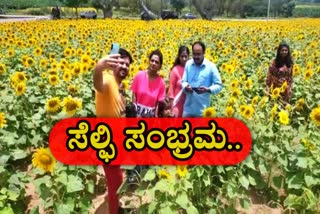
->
[[131, 70, 166, 117], [168, 65, 186, 117]]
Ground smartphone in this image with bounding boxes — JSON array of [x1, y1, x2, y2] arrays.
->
[[192, 87, 201, 94], [109, 43, 120, 55]]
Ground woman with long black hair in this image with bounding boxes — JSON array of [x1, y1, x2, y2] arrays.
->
[[266, 42, 294, 104]]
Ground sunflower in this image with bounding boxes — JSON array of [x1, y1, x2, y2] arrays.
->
[[270, 104, 278, 121], [48, 75, 59, 86], [271, 88, 281, 99], [227, 97, 236, 106], [281, 81, 287, 93], [251, 96, 259, 106], [81, 63, 89, 73], [121, 80, 129, 90], [310, 107, 320, 127], [244, 79, 252, 90], [239, 105, 246, 114], [202, 107, 216, 117], [294, 98, 305, 111], [8, 48, 15, 58], [230, 80, 239, 90], [221, 63, 227, 71], [34, 47, 43, 56], [259, 96, 268, 108], [225, 106, 235, 117], [26, 57, 35, 67], [64, 47, 72, 57], [231, 88, 241, 98], [304, 69, 313, 81], [32, 147, 56, 173], [62, 96, 82, 116], [158, 169, 171, 180], [176, 165, 188, 178], [48, 69, 58, 76], [0, 63, 6, 75], [46, 97, 61, 114], [293, 65, 300, 76], [63, 72, 72, 82], [285, 104, 292, 112], [39, 58, 48, 69], [240, 105, 254, 120], [72, 64, 81, 77], [67, 85, 79, 95], [81, 54, 91, 64], [278, 110, 290, 125], [0, 112, 7, 128], [51, 62, 58, 70], [15, 82, 26, 96]]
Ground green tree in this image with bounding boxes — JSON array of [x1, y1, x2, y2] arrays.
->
[[170, 0, 185, 14], [59, 0, 88, 18]]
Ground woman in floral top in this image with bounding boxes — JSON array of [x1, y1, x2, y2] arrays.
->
[[266, 42, 294, 104]]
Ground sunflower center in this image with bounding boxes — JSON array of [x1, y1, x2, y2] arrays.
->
[[39, 154, 52, 165], [49, 100, 58, 108], [66, 101, 77, 111], [315, 112, 320, 121]]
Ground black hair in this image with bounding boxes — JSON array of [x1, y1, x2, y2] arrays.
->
[[275, 42, 293, 68], [172, 45, 190, 69], [192, 41, 206, 53], [149, 49, 163, 66], [119, 48, 133, 64]]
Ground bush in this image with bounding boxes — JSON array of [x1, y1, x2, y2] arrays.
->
[[293, 5, 320, 17]]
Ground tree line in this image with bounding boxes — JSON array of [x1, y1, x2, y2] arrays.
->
[[1, 0, 319, 19]]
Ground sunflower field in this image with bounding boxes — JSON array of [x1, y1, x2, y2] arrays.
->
[[0, 18, 320, 213]]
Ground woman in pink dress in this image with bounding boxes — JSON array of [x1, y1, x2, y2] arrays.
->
[[168, 45, 190, 117], [131, 49, 166, 118]]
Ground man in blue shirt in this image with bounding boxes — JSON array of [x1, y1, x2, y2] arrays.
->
[[181, 41, 223, 117]]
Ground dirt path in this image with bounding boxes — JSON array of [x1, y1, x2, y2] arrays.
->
[[0, 15, 51, 23]]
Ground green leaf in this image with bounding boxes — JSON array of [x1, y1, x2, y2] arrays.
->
[[203, 174, 211, 187], [11, 149, 28, 160], [283, 194, 302, 207], [54, 203, 73, 214], [159, 206, 173, 214], [39, 183, 52, 200], [304, 175, 318, 187], [239, 176, 250, 190], [29, 206, 39, 214], [240, 198, 250, 209], [31, 134, 42, 146], [148, 201, 158, 214], [296, 157, 308, 169], [196, 167, 204, 177], [0, 206, 15, 214], [0, 154, 10, 165], [67, 175, 84, 193], [244, 156, 256, 170], [55, 172, 67, 184], [154, 179, 169, 193], [176, 191, 189, 208], [87, 180, 94, 194], [182, 180, 193, 190], [8, 174, 20, 185], [287, 174, 303, 189], [143, 169, 156, 181], [33, 175, 52, 188], [7, 190, 19, 201], [248, 174, 257, 186], [186, 205, 199, 214]]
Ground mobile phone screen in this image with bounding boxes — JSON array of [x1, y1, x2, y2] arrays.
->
[[110, 43, 120, 54]]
